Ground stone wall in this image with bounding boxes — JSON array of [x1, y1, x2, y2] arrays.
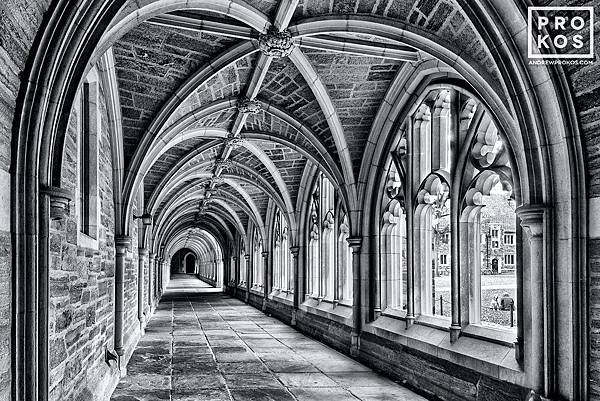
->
[[47, 72, 140, 401], [560, 1, 600, 398], [0, 1, 53, 400]]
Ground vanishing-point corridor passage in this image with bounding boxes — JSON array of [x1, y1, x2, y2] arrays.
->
[[111, 275, 426, 401]]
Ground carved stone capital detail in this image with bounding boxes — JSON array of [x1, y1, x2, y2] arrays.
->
[[214, 158, 233, 170], [237, 97, 261, 114], [258, 27, 295, 58], [224, 135, 245, 149], [115, 236, 132, 254], [43, 186, 73, 221]]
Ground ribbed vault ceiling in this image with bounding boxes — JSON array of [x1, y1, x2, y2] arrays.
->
[[108, 0, 502, 253]]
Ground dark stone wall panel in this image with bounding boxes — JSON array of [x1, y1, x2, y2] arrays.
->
[[113, 22, 239, 166], [291, 0, 501, 91], [259, 57, 340, 167], [48, 75, 142, 401], [303, 49, 402, 178]]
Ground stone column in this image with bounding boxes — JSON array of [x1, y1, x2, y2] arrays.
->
[[138, 248, 148, 331], [245, 254, 251, 303], [42, 186, 72, 399], [157, 258, 163, 297], [148, 253, 155, 309], [114, 235, 132, 356], [262, 251, 269, 311], [450, 193, 461, 343], [347, 237, 362, 357], [370, 233, 380, 320], [290, 246, 300, 325], [517, 205, 547, 395], [232, 256, 239, 296]]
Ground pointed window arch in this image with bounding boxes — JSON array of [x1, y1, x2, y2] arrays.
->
[[272, 208, 292, 293]]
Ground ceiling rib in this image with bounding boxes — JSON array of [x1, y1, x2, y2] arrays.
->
[[297, 35, 419, 62], [147, 11, 419, 62], [148, 14, 255, 40]]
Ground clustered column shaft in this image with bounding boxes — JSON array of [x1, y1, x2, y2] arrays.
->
[[114, 236, 132, 356]]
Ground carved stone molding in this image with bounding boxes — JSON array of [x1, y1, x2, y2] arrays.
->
[[214, 158, 233, 170], [237, 97, 261, 114], [258, 27, 295, 58], [346, 236, 362, 252], [224, 135, 245, 149], [516, 204, 546, 239], [115, 236, 132, 254], [42, 185, 73, 221]]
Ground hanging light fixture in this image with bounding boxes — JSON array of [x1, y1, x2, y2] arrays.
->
[[133, 212, 153, 226]]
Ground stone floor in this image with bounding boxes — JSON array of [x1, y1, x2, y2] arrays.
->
[[111, 274, 427, 401]]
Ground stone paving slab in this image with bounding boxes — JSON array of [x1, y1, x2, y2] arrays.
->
[[111, 275, 428, 401]]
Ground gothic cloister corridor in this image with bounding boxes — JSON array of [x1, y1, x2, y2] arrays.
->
[[111, 274, 425, 401], [1, 1, 598, 401]]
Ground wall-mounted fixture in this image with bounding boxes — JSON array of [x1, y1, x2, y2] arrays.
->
[[134, 212, 152, 226]]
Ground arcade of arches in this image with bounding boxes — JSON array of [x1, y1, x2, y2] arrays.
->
[[0, 1, 598, 400]]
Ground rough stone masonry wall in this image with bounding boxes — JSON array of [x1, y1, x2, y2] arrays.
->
[[47, 76, 141, 401], [0, 1, 53, 400], [563, 1, 600, 399]]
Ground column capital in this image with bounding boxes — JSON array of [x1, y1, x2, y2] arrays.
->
[[149, 252, 156, 261], [289, 246, 300, 257], [261, 251, 269, 258], [516, 204, 546, 238], [244, 254, 251, 261], [115, 236, 132, 254], [138, 248, 149, 257], [346, 236, 362, 251], [42, 185, 73, 221]]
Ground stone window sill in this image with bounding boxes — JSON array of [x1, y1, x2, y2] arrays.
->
[[381, 307, 408, 319], [249, 288, 263, 296], [461, 324, 517, 347], [364, 316, 525, 387], [269, 291, 294, 306], [300, 298, 352, 325], [380, 310, 517, 347], [78, 231, 98, 250]]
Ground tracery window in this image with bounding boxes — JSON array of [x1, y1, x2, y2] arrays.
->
[[380, 87, 519, 337], [306, 173, 350, 303], [251, 227, 263, 289], [338, 214, 352, 303], [272, 209, 292, 293], [239, 248, 247, 286], [380, 166, 407, 311], [78, 70, 99, 241]]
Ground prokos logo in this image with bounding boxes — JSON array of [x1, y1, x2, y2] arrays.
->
[[528, 7, 594, 59]]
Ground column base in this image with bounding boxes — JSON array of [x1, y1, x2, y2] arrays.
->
[[514, 337, 524, 365], [350, 332, 360, 357], [449, 325, 461, 343], [405, 315, 415, 329]]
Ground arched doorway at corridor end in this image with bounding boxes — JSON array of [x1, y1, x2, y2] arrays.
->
[[170, 248, 197, 275]]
